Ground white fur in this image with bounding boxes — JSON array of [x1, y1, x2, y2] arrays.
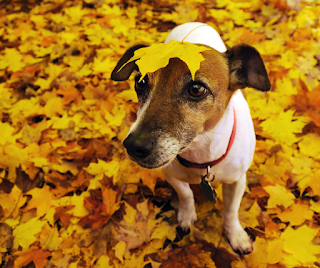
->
[[164, 22, 227, 53], [163, 23, 255, 254]]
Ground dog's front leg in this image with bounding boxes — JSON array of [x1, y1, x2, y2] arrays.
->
[[164, 174, 197, 230], [223, 173, 252, 255]]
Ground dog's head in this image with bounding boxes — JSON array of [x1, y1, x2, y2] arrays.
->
[[111, 43, 270, 169]]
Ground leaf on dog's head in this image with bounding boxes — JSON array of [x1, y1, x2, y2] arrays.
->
[[120, 40, 210, 81]]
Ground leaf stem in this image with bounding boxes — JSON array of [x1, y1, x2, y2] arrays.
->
[[181, 25, 209, 43]]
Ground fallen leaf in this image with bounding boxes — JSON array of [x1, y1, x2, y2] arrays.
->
[[264, 185, 295, 209], [13, 247, 51, 268], [281, 225, 320, 264], [160, 244, 216, 268], [23, 185, 54, 217], [114, 241, 126, 263], [278, 202, 313, 225], [119, 40, 210, 81], [13, 217, 46, 249]]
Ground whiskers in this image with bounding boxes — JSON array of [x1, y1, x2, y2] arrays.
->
[[201, 128, 224, 135], [200, 131, 211, 145]]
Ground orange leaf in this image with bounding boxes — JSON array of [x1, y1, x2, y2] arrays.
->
[[160, 244, 216, 268], [56, 85, 82, 105], [101, 187, 120, 216], [14, 248, 51, 268]]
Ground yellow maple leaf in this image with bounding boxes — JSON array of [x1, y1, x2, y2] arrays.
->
[[95, 255, 112, 268], [23, 185, 53, 217], [122, 252, 151, 268], [39, 224, 63, 251], [51, 160, 79, 175], [246, 89, 282, 120], [281, 225, 320, 264], [84, 159, 120, 178], [258, 155, 287, 185], [239, 200, 261, 228], [260, 110, 308, 144], [280, 251, 302, 267], [64, 5, 88, 21], [278, 202, 313, 226], [0, 48, 25, 72], [13, 217, 46, 249], [55, 192, 90, 217], [290, 155, 312, 175], [299, 133, 320, 159], [245, 237, 268, 267], [59, 31, 79, 44], [277, 50, 298, 69], [0, 122, 21, 146], [0, 185, 26, 218], [87, 173, 103, 191], [117, 89, 138, 102], [296, 7, 317, 28], [68, 260, 80, 268], [62, 55, 84, 72], [94, 56, 113, 74], [298, 169, 320, 196], [104, 104, 126, 127], [310, 199, 320, 213], [19, 121, 47, 146], [114, 241, 126, 263], [119, 40, 210, 81], [76, 63, 92, 77], [52, 112, 83, 130], [0, 144, 28, 182], [264, 185, 295, 209], [267, 239, 283, 264], [122, 201, 137, 225], [150, 220, 177, 241], [8, 98, 43, 126], [30, 14, 47, 28]]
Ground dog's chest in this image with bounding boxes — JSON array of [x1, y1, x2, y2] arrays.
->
[[163, 90, 256, 185]]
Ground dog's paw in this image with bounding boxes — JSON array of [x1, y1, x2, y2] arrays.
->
[[177, 207, 197, 230], [225, 223, 253, 255]]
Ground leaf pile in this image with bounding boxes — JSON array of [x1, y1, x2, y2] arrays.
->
[[0, 0, 320, 267]]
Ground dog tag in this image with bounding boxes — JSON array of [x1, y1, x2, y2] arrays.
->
[[201, 174, 216, 202]]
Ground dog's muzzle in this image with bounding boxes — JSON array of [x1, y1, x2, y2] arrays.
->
[[123, 130, 182, 168]]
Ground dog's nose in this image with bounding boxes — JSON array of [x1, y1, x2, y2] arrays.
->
[[123, 134, 154, 159]]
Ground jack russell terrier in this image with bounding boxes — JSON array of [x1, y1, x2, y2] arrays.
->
[[111, 22, 270, 254]]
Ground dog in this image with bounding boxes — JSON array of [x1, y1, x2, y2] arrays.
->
[[111, 22, 270, 254]]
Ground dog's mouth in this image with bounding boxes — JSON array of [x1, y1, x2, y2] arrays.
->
[[125, 143, 190, 169], [126, 153, 173, 169], [134, 158, 170, 169]]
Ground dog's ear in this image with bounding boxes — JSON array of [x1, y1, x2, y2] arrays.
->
[[111, 44, 148, 81], [225, 44, 271, 91]]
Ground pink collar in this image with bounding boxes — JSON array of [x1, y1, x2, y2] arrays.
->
[[176, 107, 237, 169]]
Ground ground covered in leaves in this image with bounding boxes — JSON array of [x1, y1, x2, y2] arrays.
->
[[0, 0, 320, 267]]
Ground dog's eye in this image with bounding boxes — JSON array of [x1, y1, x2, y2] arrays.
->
[[135, 75, 149, 93], [188, 84, 207, 98]]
